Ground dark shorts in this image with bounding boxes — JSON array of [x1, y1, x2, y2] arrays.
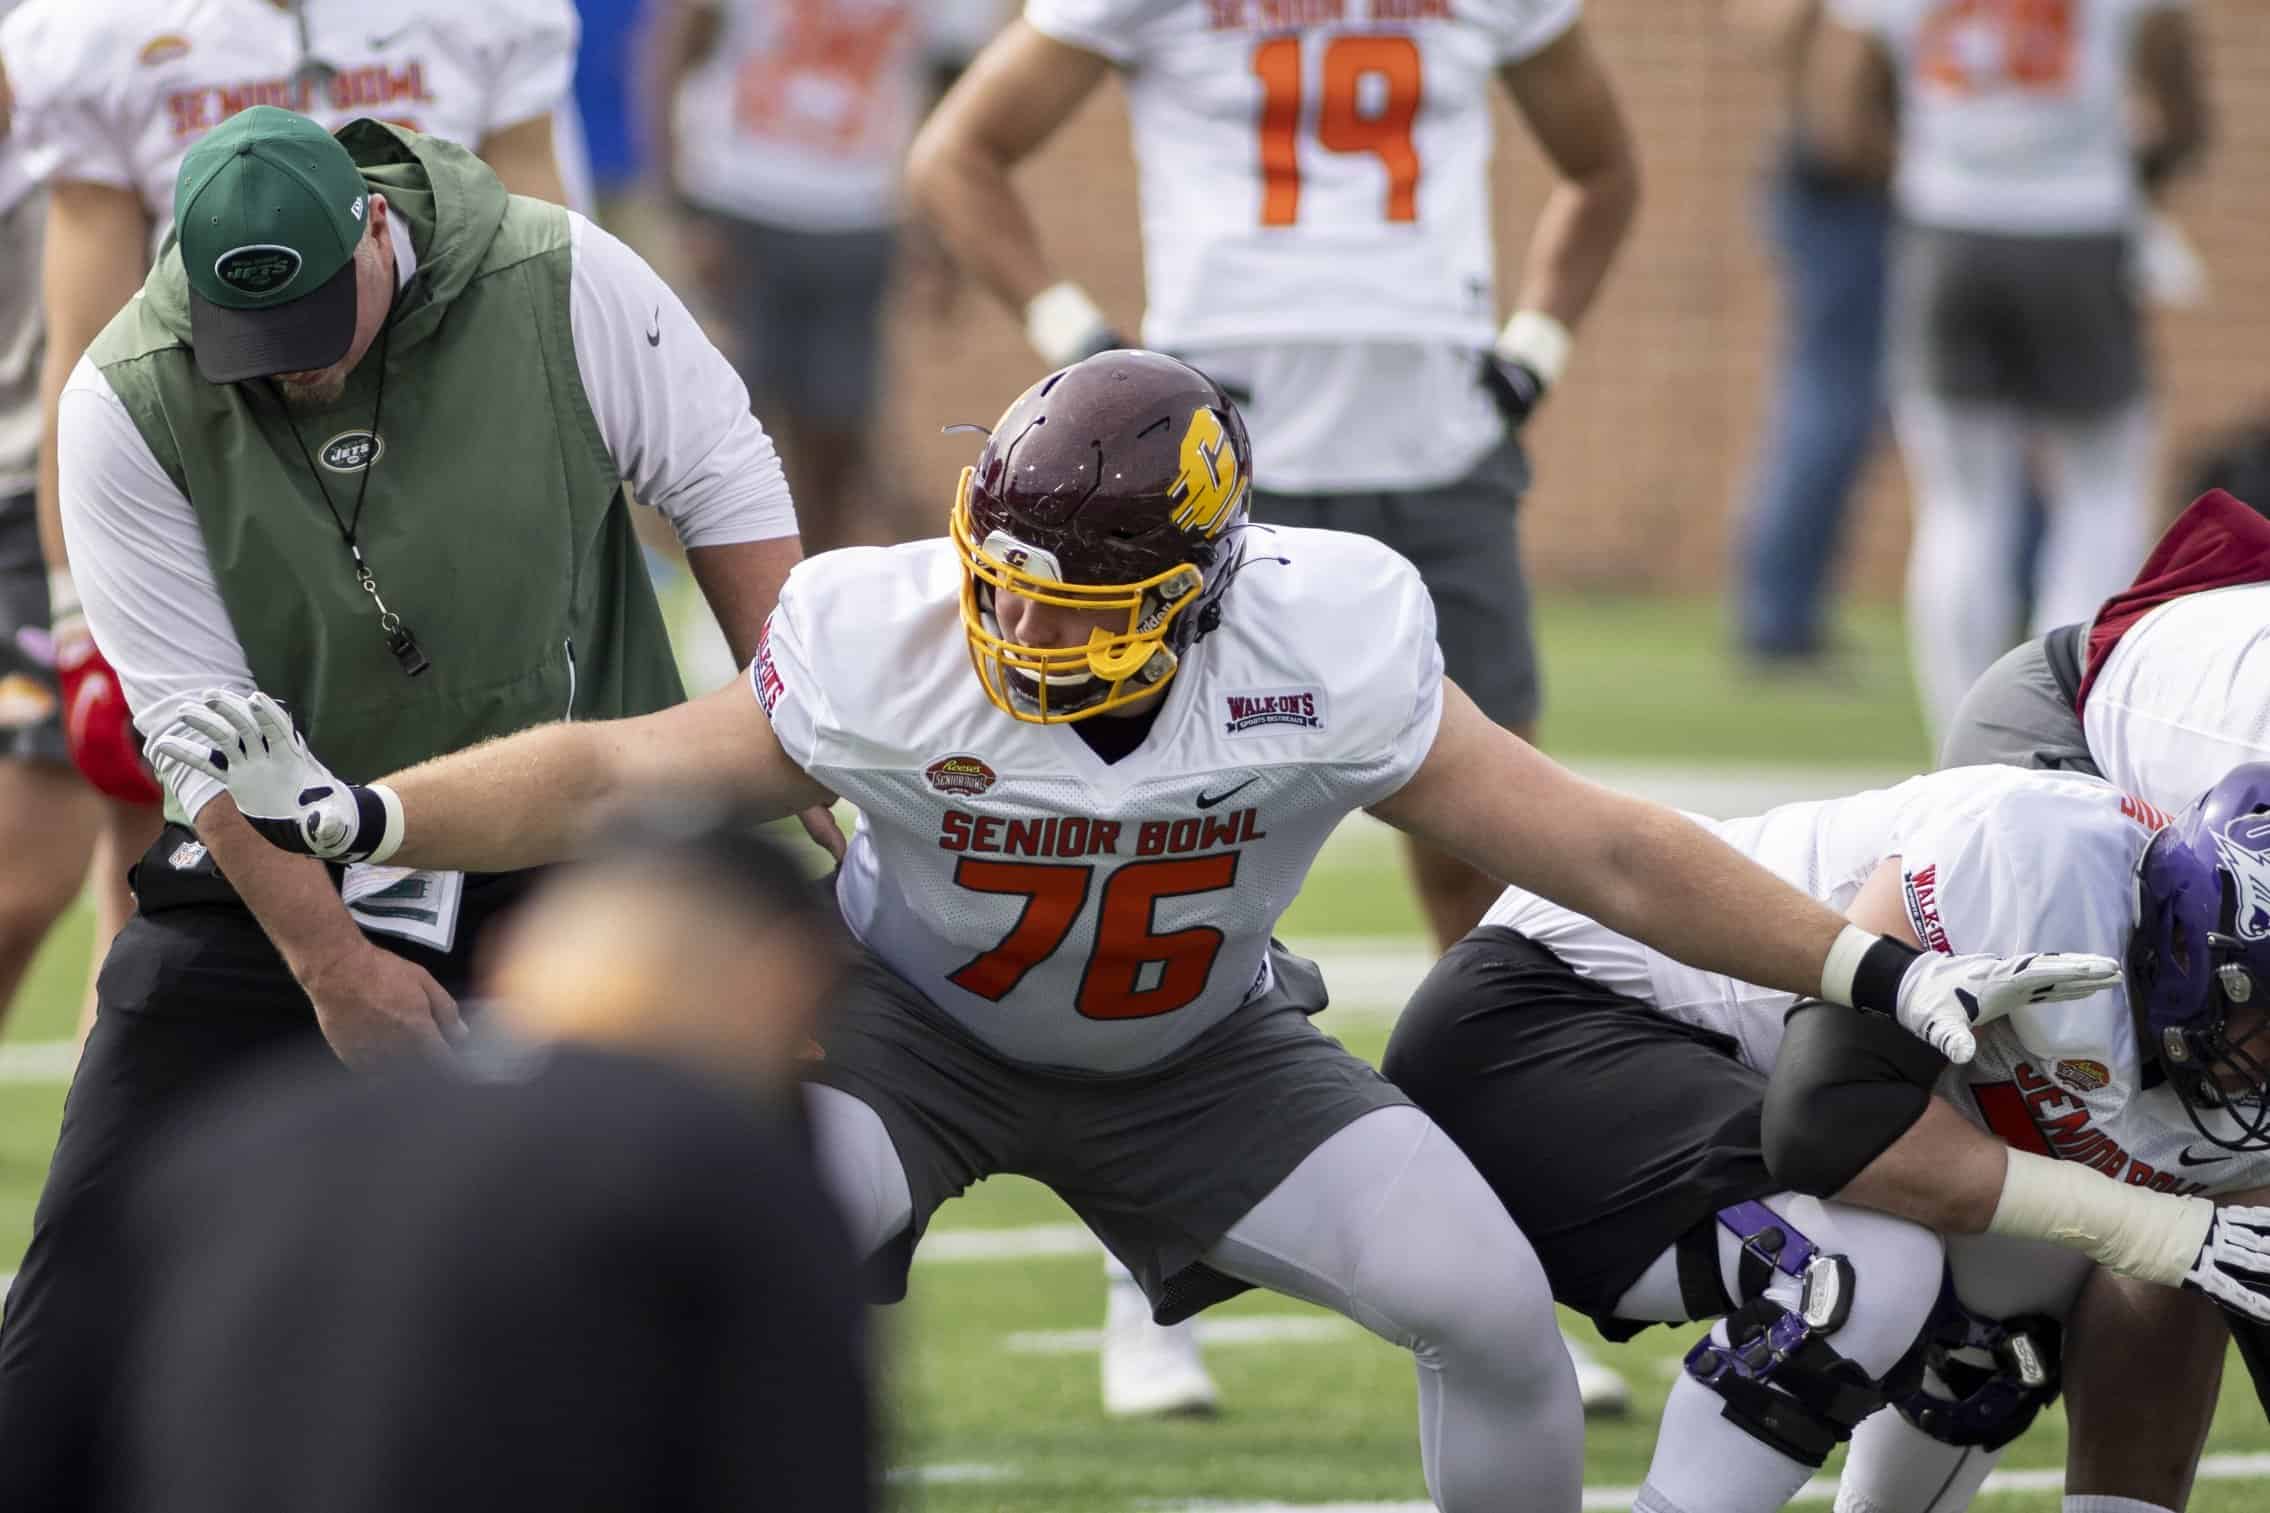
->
[[1382, 927, 1778, 1335], [0, 497, 65, 765], [805, 941, 1409, 1324], [697, 210, 895, 430], [1938, 623, 2099, 776], [1891, 221, 2144, 417], [1251, 435, 1540, 729]]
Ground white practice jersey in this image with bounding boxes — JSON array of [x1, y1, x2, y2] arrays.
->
[[1024, 0, 1575, 495], [755, 526, 1443, 1073], [1831, 0, 2182, 235], [2084, 584, 2270, 815], [1486, 764, 2270, 1198], [0, 0, 575, 235], [673, 0, 1002, 233]]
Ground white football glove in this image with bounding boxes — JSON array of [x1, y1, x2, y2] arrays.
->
[[145, 690, 397, 863], [2183, 1206, 2270, 1324], [1893, 950, 2125, 1063]]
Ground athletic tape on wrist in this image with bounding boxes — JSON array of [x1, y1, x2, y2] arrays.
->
[[1988, 1148, 2213, 1287], [47, 567, 80, 623], [1025, 281, 1111, 369], [1495, 309, 1573, 388], [360, 783, 405, 865], [1821, 924, 1918, 1013]]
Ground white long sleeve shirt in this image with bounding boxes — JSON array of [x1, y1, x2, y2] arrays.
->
[[59, 210, 799, 817]]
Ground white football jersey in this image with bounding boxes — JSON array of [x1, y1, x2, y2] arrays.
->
[[0, 0, 575, 234], [2083, 584, 2270, 815], [756, 526, 1443, 1073], [1023, 0, 1576, 354], [1486, 764, 2270, 1197], [1830, 0, 2183, 234], [672, 0, 1003, 232]]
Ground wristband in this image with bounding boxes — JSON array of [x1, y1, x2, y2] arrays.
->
[[47, 567, 81, 624], [1822, 923, 1919, 1013], [1025, 281, 1112, 369], [358, 782, 406, 865], [1494, 310, 1573, 389], [1988, 1148, 2213, 1286]]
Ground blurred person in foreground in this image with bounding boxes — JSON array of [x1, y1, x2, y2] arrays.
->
[[0, 0, 582, 1041], [1807, 0, 2209, 740], [647, 0, 1004, 552], [1725, 0, 1892, 673], [0, 103, 804, 1506], [110, 802, 871, 1513], [904, 0, 1642, 1418]]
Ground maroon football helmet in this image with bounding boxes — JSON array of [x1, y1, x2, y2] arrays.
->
[[950, 350, 1254, 722]]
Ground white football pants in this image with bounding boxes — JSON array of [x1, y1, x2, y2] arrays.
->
[[1896, 390, 2155, 738], [806, 1087, 1584, 1511]]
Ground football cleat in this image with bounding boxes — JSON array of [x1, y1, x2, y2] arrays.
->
[[1101, 1271, 1220, 1419]]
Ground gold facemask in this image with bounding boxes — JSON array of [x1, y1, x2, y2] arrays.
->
[[950, 468, 1205, 724]]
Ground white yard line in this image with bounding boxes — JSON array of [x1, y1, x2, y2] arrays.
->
[[1158, 1452, 2270, 1512], [1005, 1315, 1358, 1355]]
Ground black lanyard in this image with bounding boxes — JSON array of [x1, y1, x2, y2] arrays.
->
[[273, 320, 431, 677]]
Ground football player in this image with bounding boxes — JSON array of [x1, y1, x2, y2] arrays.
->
[[155, 353, 2113, 1513], [1805, 0, 2208, 737], [0, 0, 580, 1041], [1385, 760, 2270, 1513], [903, 0, 1641, 1416]]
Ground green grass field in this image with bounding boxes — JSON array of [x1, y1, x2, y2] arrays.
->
[[3, 595, 2261, 1509]]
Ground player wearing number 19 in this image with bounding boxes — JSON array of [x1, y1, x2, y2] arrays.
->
[[158, 352, 2119, 1513]]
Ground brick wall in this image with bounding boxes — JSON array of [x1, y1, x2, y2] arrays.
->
[[878, 2, 2266, 596]]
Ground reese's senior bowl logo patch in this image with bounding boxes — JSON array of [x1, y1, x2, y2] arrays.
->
[[2055, 1059, 2112, 1095], [926, 754, 998, 797], [214, 244, 304, 297], [1222, 686, 1326, 737], [319, 430, 384, 474]]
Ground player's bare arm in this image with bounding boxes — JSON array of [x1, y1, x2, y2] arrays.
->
[[152, 678, 836, 875], [35, 181, 150, 573], [1370, 687, 2117, 1063], [904, 22, 1118, 360], [1497, 21, 1640, 334], [2134, 6, 2210, 198], [685, 541, 798, 669], [474, 112, 570, 207], [1801, 15, 1895, 183]]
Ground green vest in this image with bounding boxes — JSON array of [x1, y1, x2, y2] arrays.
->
[[89, 121, 683, 791]]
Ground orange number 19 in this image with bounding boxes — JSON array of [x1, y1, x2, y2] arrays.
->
[[1253, 35, 1425, 229]]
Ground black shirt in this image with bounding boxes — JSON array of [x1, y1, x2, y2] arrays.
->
[[116, 1039, 872, 1513]]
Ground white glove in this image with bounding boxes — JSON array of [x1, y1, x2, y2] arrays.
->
[[2183, 1206, 2270, 1323], [1893, 950, 2124, 1063], [145, 690, 399, 863]]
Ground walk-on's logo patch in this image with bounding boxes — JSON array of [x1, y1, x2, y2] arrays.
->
[[319, 430, 385, 474], [1221, 686, 1325, 737], [1901, 863, 1952, 955], [925, 754, 998, 797], [2055, 1059, 2112, 1096], [213, 244, 303, 297]]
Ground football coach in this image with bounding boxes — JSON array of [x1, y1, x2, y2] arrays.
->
[[0, 105, 804, 1505]]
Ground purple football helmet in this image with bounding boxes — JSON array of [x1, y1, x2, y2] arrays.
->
[[2130, 762, 2270, 1151]]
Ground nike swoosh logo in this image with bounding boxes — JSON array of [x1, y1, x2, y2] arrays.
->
[[645, 310, 662, 347], [2179, 1146, 2235, 1167], [1195, 777, 1256, 810]]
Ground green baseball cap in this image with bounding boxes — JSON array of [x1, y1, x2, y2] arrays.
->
[[173, 106, 370, 384]]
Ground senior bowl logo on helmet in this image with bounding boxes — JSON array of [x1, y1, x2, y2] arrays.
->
[[926, 755, 999, 797], [214, 244, 303, 298], [1168, 407, 1246, 537], [2212, 815, 2270, 941]]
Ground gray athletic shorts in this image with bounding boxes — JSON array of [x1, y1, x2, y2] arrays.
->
[[806, 940, 1410, 1324], [696, 209, 895, 430], [1251, 435, 1540, 729], [1891, 221, 2144, 417], [1938, 623, 2099, 776], [0, 495, 65, 765]]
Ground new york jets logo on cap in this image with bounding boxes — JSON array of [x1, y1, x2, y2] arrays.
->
[[213, 244, 304, 298]]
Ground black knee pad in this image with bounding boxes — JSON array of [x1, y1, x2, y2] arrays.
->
[[1763, 1001, 1945, 1197], [1684, 1295, 1887, 1468], [1888, 1281, 2064, 1452]]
